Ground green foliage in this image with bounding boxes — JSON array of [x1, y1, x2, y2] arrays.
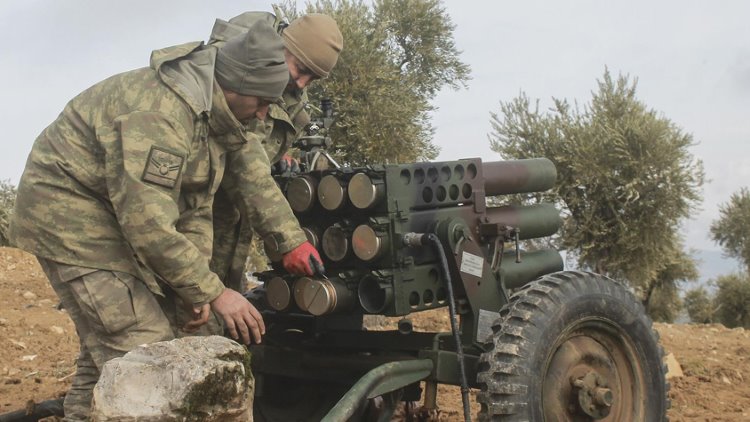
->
[[683, 286, 714, 324], [645, 281, 681, 323], [710, 188, 750, 273], [488, 70, 704, 305], [289, 0, 470, 165], [645, 244, 697, 322], [0, 179, 17, 246], [705, 190, 750, 327], [640, 248, 699, 322], [713, 273, 750, 329]]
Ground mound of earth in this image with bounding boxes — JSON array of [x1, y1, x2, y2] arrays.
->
[[1, 247, 749, 420]]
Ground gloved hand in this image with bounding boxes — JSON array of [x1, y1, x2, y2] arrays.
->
[[282, 241, 325, 276], [271, 154, 300, 175]]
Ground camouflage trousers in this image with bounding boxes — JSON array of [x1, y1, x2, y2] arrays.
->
[[37, 258, 223, 422]]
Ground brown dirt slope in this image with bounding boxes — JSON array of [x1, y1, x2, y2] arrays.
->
[[1, 247, 749, 420]]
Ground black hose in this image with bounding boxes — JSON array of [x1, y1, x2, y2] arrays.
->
[[403, 232, 472, 422]]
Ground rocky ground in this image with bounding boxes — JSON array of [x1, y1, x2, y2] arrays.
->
[[1, 246, 749, 421]]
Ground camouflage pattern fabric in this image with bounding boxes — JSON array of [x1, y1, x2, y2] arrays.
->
[[37, 257, 175, 422], [208, 12, 311, 288], [10, 38, 304, 418], [210, 87, 311, 288], [10, 40, 300, 307]]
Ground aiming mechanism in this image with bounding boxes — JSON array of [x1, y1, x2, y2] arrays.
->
[[251, 104, 564, 419]]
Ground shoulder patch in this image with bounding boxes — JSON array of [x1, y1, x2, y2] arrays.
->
[[142, 146, 185, 189]]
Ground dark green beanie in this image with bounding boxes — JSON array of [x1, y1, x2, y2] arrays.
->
[[215, 20, 288, 98]]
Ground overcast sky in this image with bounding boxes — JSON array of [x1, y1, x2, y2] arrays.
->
[[1, 1, 748, 261]]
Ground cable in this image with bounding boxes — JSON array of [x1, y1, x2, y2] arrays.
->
[[403, 232, 472, 422]]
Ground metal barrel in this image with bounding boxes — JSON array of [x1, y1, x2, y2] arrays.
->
[[322, 224, 351, 262], [485, 203, 562, 240], [482, 158, 557, 196], [293, 277, 355, 316], [358, 274, 394, 314], [293, 277, 313, 312], [265, 277, 292, 311], [286, 175, 318, 213], [348, 172, 385, 209], [318, 174, 348, 211], [497, 249, 563, 289], [352, 224, 389, 262]]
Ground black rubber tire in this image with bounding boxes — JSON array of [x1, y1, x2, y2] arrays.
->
[[476, 271, 669, 421]]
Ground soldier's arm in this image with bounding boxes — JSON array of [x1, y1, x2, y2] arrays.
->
[[209, 186, 242, 283], [105, 111, 224, 306], [222, 133, 308, 254]]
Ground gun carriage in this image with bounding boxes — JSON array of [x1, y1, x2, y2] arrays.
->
[[249, 109, 668, 421]]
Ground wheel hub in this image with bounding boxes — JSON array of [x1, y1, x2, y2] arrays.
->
[[542, 329, 638, 421], [571, 371, 613, 419]]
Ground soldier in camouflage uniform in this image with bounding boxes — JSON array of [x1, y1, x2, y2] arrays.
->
[[9, 19, 323, 421], [207, 11, 344, 294]]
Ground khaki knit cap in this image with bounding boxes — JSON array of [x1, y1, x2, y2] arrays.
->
[[215, 20, 288, 98], [282, 14, 343, 79]]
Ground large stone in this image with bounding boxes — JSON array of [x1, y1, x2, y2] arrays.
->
[[91, 336, 253, 421], [664, 352, 683, 379]]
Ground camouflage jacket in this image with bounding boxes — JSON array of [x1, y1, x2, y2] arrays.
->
[[208, 12, 311, 287], [208, 11, 311, 162], [10, 41, 303, 305]]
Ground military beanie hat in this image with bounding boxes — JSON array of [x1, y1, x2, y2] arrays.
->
[[282, 14, 343, 79], [215, 20, 288, 98]]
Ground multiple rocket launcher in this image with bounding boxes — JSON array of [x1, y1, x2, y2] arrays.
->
[[262, 157, 564, 337]]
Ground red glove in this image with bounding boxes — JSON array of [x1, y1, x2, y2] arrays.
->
[[282, 241, 325, 276], [272, 154, 300, 175]]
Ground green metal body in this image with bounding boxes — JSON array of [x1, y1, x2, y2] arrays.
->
[[251, 157, 563, 420]]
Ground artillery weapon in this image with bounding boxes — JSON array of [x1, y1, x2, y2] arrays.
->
[[256, 156, 669, 421], [0, 135, 667, 422]]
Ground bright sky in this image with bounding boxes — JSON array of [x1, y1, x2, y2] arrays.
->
[[1, 1, 748, 260]]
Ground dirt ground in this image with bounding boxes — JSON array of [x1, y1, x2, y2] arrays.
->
[[1, 246, 750, 421]]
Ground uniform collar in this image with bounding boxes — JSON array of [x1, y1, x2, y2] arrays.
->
[[208, 81, 250, 149]]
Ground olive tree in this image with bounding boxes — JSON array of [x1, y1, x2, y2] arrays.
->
[[488, 71, 704, 313], [683, 286, 714, 324], [713, 273, 750, 329], [288, 0, 471, 165], [0, 179, 17, 246], [710, 188, 750, 273]]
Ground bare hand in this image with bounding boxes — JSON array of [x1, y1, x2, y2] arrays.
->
[[182, 304, 210, 333], [210, 289, 265, 344]]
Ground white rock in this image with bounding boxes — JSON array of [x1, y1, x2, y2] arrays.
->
[[9, 339, 27, 349], [38, 299, 54, 307], [664, 353, 683, 379], [49, 326, 65, 335], [91, 336, 253, 422], [22, 291, 37, 300]]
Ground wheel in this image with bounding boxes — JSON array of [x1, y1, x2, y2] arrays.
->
[[476, 271, 668, 421]]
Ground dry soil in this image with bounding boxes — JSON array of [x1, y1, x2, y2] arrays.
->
[[1, 247, 749, 421]]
